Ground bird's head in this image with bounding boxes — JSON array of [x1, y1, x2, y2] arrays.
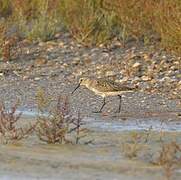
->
[[71, 77, 90, 94]]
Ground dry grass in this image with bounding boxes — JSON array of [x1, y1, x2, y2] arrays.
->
[[102, 0, 154, 40], [9, 0, 60, 41], [58, 0, 116, 45], [0, 0, 179, 52], [0, 23, 6, 60], [153, 0, 181, 53], [0, 0, 11, 18], [0, 18, 21, 61], [102, 0, 181, 52]]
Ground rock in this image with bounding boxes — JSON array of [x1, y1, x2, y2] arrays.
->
[[38, 42, 46, 47], [133, 62, 141, 68], [22, 75, 29, 80], [141, 76, 151, 81], [47, 61, 56, 67], [105, 71, 117, 76], [54, 33, 61, 38], [46, 41, 57, 46], [58, 41, 64, 47], [178, 81, 181, 90], [119, 76, 129, 83], [34, 58, 47, 67], [72, 57, 80, 66], [170, 66, 178, 70], [143, 54, 151, 61], [34, 77, 41, 81]]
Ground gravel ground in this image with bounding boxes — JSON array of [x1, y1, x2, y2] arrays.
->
[[0, 33, 181, 180], [0, 33, 180, 117]]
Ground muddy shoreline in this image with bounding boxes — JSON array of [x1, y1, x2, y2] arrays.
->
[[0, 113, 181, 180], [0, 33, 180, 114], [0, 33, 181, 180]]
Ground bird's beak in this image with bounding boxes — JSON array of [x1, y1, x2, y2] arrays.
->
[[72, 83, 80, 94]]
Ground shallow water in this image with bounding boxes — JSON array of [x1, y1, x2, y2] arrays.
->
[[18, 109, 181, 132], [1, 109, 180, 180], [85, 117, 181, 132]]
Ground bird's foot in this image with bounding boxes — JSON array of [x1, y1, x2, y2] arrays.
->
[[92, 109, 102, 113]]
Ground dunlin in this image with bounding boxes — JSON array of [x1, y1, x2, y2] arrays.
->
[[72, 77, 136, 113]]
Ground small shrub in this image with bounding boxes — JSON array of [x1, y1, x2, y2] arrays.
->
[[27, 15, 58, 42], [121, 132, 146, 159], [35, 89, 91, 144], [36, 87, 52, 113], [36, 96, 70, 144], [0, 102, 37, 144], [155, 142, 181, 180]]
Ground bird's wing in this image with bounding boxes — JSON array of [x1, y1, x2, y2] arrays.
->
[[103, 79, 134, 92], [94, 79, 113, 92]]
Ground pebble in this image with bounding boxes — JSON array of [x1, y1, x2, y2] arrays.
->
[[34, 58, 47, 66], [133, 62, 141, 68], [34, 77, 41, 81], [141, 76, 151, 81], [0, 32, 180, 105]]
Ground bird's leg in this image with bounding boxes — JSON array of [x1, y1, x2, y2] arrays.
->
[[99, 97, 106, 112], [93, 97, 106, 113], [117, 95, 122, 113]]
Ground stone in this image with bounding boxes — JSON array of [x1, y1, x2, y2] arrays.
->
[[141, 76, 151, 81], [34, 58, 47, 67], [133, 62, 141, 68]]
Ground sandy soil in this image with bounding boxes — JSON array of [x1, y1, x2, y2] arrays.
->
[[0, 115, 181, 180], [0, 33, 180, 180]]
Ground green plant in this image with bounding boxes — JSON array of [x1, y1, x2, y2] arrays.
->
[[10, 0, 60, 41], [58, 0, 117, 45], [0, 0, 11, 17], [27, 15, 58, 41], [27, 0, 59, 41]]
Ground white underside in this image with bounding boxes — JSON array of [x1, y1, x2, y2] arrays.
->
[[89, 87, 133, 98]]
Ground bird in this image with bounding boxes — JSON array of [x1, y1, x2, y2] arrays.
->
[[72, 77, 137, 113]]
